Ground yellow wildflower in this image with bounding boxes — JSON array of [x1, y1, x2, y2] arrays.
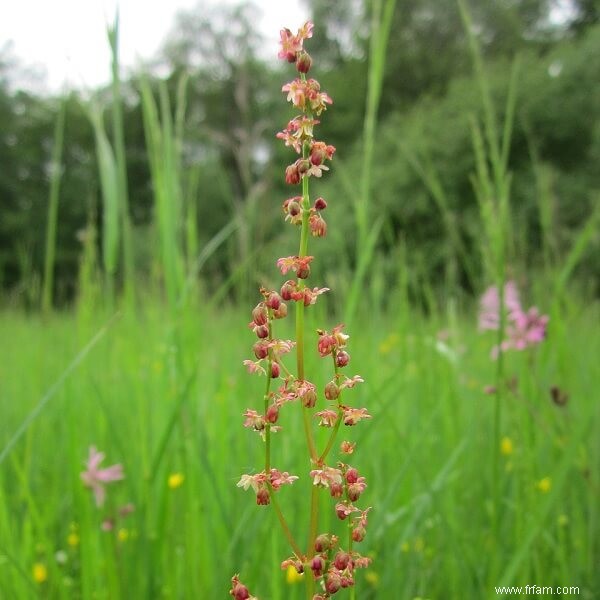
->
[[285, 565, 304, 584], [500, 437, 514, 456], [537, 477, 552, 493], [168, 473, 185, 489], [117, 528, 129, 542], [67, 532, 79, 547], [365, 571, 379, 587], [33, 563, 48, 584], [401, 541, 410, 553]]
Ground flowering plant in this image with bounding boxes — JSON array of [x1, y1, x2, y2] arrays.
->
[[230, 22, 372, 600], [479, 280, 549, 359]]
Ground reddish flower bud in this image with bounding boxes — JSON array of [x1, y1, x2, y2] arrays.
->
[[336, 503, 350, 520], [352, 526, 366, 542], [252, 303, 268, 326], [288, 200, 301, 217], [285, 164, 300, 185], [296, 51, 312, 73], [296, 263, 310, 279], [309, 213, 327, 237], [255, 324, 269, 339], [330, 482, 344, 498], [297, 159, 310, 176], [231, 581, 250, 600], [347, 484, 362, 502], [324, 381, 340, 400], [310, 555, 325, 577], [302, 389, 317, 408], [325, 571, 342, 594], [314, 197, 327, 211], [253, 341, 269, 360], [303, 289, 313, 306], [318, 333, 336, 357], [314, 533, 334, 553], [280, 280, 296, 301], [266, 292, 282, 310], [256, 488, 270, 505], [266, 404, 279, 424], [271, 362, 281, 378], [336, 350, 350, 367], [273, 302, 288, 319], [345, 467, 359, 484], [310, 147, 326, 166], [334, 551, 351, 571]]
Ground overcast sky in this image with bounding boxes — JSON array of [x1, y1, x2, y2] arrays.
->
[[1, 0, 309, 92]]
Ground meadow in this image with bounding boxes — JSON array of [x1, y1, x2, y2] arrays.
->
[[1, 1, 599, 598], [0, 283, 598, 598]]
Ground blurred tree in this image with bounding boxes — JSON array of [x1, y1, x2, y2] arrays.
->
[[160, 1, 290, 296], [569, 0, 600, 32], [304, 0, 564, 116]]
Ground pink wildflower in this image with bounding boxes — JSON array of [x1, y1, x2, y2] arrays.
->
[[237, 472, 268, 494], [340, 441, 356, 454], [479, 281, 522, 331], [310, 466, 343, 488], [342, 406, 371, 426], [277, 21, 313, 63], [315, 409, 339, 427], [278, 28, 303, 62], [479, 281, 549, 358], [339, 375, 364, 390], [510, 307, 549, 348], [302, 286, 328, 306], [276, 255, 314, 277], [269, 469, 299, 489], [80, 446, 124, 507], [243, 409, 265, 431], [243, 359, 266, 375]]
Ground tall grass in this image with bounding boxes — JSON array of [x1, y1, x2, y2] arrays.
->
[[345, 0, 397, 325], [139, 76, 187, 311], [108, 14, 135, 308], [88, 102, 120, 308], [0, 296, 597, 598], [41, 99, 66, 314]]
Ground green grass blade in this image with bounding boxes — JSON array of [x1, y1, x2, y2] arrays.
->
[[41, 98, 66, 313], [0, 314, 119, 466], [107, 12, 135, 307]]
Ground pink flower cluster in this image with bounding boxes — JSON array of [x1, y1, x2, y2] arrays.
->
[[237, 469, 299, 506], [232, 22, 372, 599], [80, 446, 124, 507], [479, 281, 549, 358]]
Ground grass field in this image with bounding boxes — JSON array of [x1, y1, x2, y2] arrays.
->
[[1, 291, 598, 599]]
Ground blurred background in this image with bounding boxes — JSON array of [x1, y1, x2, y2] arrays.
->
[[0, 0, 597, 310]]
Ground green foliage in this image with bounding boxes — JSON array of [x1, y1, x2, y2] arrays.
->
[[139, 77, 187, 310], [0, 2, 598, 307], [0, 297, 598, 597], [317, 24, 600, 301]]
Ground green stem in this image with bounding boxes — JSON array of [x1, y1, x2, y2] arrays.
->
[[42, 99, 66, 314], [297, 153, 317, 464], [265, 313, 274, 472], [264, 372, 272, 473], [319, 416, 343, 465], [269, 488, 303, 559], [319, 355, 343, 463]]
